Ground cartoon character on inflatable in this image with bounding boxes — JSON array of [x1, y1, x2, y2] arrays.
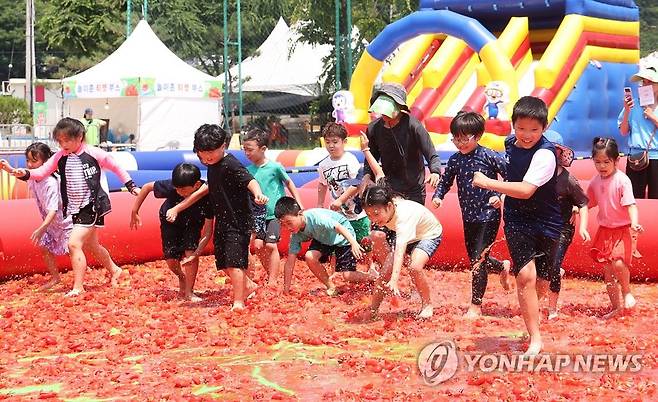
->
[[332, 90, 354, 123], [484, 81, 509, 120]]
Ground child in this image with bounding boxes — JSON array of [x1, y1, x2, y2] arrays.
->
[[430, 111, 512, 319], [275, 196, 372, 295], [8, 118, 139, 297], [173, 124, 268, 311], [546, 137, 590, 320], [587, 137, 642, 319], [1, 143, 73, 290], [360, 183, 441, 320], [130, 163, 213, 302], [242, 128, 304, 285], [472, 96, 563, 356]]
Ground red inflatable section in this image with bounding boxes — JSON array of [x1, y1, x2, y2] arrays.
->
[[1, 179, 658, 281]]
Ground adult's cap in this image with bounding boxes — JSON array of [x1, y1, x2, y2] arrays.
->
[[631, 59, 658, 83], [84, 108, 93, 115], [369, 82, 409, 112]]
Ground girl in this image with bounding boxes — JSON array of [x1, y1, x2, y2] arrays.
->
[[360, 183, 441, 320], [547, 139, 590, 320], [1, 143, 73, 290], [10, 118, 139, 297], [587, 137, 642, 319]]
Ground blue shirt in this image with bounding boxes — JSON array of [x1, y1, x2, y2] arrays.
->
[[433, 145, 507, 223], [288, 209, 354, 254], [504, 135, 562, 238], [618, 101, 658, 159]]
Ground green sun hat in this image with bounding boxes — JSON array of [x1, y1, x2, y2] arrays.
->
[[368, 94, 400, 118]]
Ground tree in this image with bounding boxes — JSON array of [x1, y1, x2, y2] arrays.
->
[[637, 0, 658, 56], [0, 96, 31, 124]]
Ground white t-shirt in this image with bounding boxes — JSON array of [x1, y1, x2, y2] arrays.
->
[[522, 149, 556, 187], [318, 152, 366, 220], [385, 198, 443, 249]]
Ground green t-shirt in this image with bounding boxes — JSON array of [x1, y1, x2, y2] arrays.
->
[[288, 208, 354, 254], [247, 160, 290, 220], [83, 118, 104, 146]]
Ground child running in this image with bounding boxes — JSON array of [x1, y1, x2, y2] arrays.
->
[[130, 163, 213, 302], [545, 135, 590, 320], [587, 137, 642, 319], [275, 196, 373, 295], [1, 143, 73, 290], [431, 111, 512, 319], [359, 183, 441, 320], [8, 118, 139, 296], [242, 128, 304, 285], [472, 96, 563, 355], [171, 124, 268, 311]]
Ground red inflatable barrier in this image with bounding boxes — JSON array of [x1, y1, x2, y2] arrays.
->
[[1, 186, 657, 281]]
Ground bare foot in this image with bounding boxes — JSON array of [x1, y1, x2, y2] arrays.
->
[[602, 308, 622, 320], [547, 310, 559, 320], [110, 266, 123, 287], [417, 305, 434, 319], [65, 288, 84, 298], [464, 305, 482, 319], [523, 340, 543, 357], [367, 263, 379, 278], [187, 294, 203, 303], [39, 277, 61, 291], [230, 302, 245, 312], [326, 286, 338, 297], [246, 282, 258, 300], [624, 293, 636, 309], [500, 260, 512, 291]]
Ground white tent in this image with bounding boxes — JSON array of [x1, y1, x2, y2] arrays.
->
[[62, 20, 222, 151], [226, 17, 332, 97]]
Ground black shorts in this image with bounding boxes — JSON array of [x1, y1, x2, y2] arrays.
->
[[256, 219, 281, 243], [71, 203, 105, 227], [504, 225, 558, 280], [160, 220, 202, 260], [214, 230, 250, 270], [307, 239, 356, 272]]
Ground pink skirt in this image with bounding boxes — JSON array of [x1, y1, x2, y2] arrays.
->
[[590, 225, 641, 267]]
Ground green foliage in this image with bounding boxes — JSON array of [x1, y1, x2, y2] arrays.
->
[[0, 96, 32, 125], [637, 0, 658, 56]]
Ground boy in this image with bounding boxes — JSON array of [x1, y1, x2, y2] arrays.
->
[[318, 123, 373, 267], [275, 196, 371, 295], [242, 128, 305, 285], [431, 111, 512, 319], [472, 96, 562, 356], [130, 163, 212, 302], [169, 124, 268, 311]]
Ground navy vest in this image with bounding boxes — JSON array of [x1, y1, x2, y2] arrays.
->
[[503, 135, 562, 238]]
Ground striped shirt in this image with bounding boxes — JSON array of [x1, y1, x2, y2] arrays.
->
[[64, 153, 91, 215]]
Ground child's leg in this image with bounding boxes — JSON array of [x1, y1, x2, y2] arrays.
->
[[225, 268, 247, 310], [603, 262, 622, 317], [516, 260, 543, 355], [258, 242, 280, 285], [368, 252, 394, 316], [611, 259, 635, 308], [165, 258, 186, 297], [67, 225, 95, 295], [39, 247, 61, 290], [181, 251, 201, 301], [463, 221, 495, 317], [548, 228, 573, 318], [408, 249, 433, 318], [84, 229, 122, 286], [304, 250, 335, 293]]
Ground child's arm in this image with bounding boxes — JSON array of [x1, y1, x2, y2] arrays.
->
[[317, 182, 328, 208], [360, 131, 385, 181], [10, 151, 62, 181], [578, 206, 591, 241], [90, 147, 139, 195], [627, 204, 643, 232], [31, 210, 57, 245], [283, 253, 297, 294], [130, 181, 155, 229], [166, 184, 209, 222], [181, 218, 214, 265], [385, 242, 407, 296], [0, 159, 14, 172], [473, 172, 538, 199], [330, 186, 360, 212], [334, 223, 363, 260], [285, 178, 304, 210], [247, 179, 268, 205], [431, 159, 456, 208], [31, 177, 63, 244]]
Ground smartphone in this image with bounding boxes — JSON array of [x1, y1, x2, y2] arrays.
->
[[624, 86, 632, 101]]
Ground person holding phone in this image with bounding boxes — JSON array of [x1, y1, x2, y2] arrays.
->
[[619, 60, 658, 198]]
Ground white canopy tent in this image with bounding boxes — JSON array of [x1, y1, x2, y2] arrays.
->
[[62, 20, 222, 151], [225, 17, 332, 97]]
